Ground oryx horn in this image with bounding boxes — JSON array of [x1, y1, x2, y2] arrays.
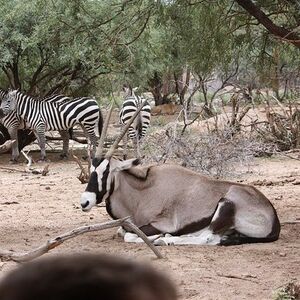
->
[[95, 104, 114, 158], [105, 99, 148, 158]]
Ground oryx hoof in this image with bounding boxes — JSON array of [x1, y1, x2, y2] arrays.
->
[[117, 227, 127, 237], [153, 237, 173, 246]]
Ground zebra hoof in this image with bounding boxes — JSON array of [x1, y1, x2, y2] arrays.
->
[[59, 153, 69, 160], [9, 159, 19, 164], [38, 158, 51, 163]]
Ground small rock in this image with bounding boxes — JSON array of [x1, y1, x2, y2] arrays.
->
[[45, 186, 51, 190], [279, 252, 286, 257], [275, 195, 283, 200], [265, 180, 274, 186], [292, 180, 300, 185]]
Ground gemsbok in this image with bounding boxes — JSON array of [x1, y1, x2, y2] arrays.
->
[[80, 104, 280, 245]]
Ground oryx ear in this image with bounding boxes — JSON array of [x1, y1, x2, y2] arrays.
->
[[110, 158, 140, 172]]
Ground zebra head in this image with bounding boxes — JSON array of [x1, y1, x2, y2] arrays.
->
[[122, 85, 138, 98], [0, 89, 18, 116], [81, 156, 139, 211]]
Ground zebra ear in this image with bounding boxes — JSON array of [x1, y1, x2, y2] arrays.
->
[[122, 85, 132, 97]]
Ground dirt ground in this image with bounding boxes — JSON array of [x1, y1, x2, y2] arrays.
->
[[0, 145, 299, 299]]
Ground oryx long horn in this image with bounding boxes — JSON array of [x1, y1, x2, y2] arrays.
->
[[95, 104, 114, 158], [105, 99, 148, 158]]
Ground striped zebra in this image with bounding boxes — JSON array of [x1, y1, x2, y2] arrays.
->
[[0, 90, 103, 161], [119, 86, 151, 158], [0, 89, 73, 161], [0, 89, 26, 161]]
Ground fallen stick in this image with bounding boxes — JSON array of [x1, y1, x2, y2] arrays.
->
[[216, 273, 259, 283], [72, 152, 90, 183], [20, 150, 50, 176], [0, 166, 27, 173], [281, 220, 300, 225], [0, 217, 163, 263]]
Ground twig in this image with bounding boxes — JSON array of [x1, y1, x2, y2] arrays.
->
[[281, 220, 300, 225], [72, 152, 90, 183], [0, 140, 16, 153], [0, 166, 28, 173], [216, 273, 259, 283], [41, 164, 50, 176], [122, 219, 163, 259], [278, 152, 300, 161], [21, 150, 32, 168], [0, 217, 163, 263], [21, 150, 50, 175]]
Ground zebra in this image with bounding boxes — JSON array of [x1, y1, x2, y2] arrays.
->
[[0, 89, 74, 161], [0, 90, 103, 161], [119, 86, 151, 158], [0, 89, 26, 161]]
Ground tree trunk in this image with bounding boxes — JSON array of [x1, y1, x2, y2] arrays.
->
[[0, 124, 36, 153], [148, 72, 164, 106]]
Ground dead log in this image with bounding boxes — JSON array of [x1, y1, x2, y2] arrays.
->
[[0, 140, 16, 153], [0, 124, 36, 153]]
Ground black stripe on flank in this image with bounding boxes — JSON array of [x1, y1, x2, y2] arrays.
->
[[171, 215, 214, 236], [209, 198, 236, 234]]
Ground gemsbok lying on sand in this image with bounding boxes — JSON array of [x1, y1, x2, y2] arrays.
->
[[81, 104, 280, 246]]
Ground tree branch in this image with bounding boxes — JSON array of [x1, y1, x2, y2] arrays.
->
[[0, 217, 163, 262], [235, 0, 300, 48]]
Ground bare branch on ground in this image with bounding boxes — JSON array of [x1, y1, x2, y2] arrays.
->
[[0, 217, 163, 263]]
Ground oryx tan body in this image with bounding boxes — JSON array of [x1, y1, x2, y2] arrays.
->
[[108, 162, 278, 242]]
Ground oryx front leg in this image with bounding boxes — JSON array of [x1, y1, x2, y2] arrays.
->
[[122, 223, 162, 243], [124, 233, 162, 243], [153, 229, 222, 246]]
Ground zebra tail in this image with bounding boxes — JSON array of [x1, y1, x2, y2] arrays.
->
[[97, 110, 104, 138], [137, 114, 143, 140]]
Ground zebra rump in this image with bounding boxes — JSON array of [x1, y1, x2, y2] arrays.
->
[[119, 95, 151, 141]]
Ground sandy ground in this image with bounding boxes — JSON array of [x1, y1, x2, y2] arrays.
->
[[0, 147, 299, 299]]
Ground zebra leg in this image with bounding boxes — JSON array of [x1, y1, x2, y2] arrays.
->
[[34, 126, 47, 161], [83, 126, 97, 159], [58, 130, 69, 159], [7, 127, 19, 162]]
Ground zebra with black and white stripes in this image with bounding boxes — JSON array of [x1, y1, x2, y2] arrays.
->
[[0, 89, 73, 161], [119, 86, 151, 158], [0, 89, 26, 161], [0, 90, 103, 161]]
